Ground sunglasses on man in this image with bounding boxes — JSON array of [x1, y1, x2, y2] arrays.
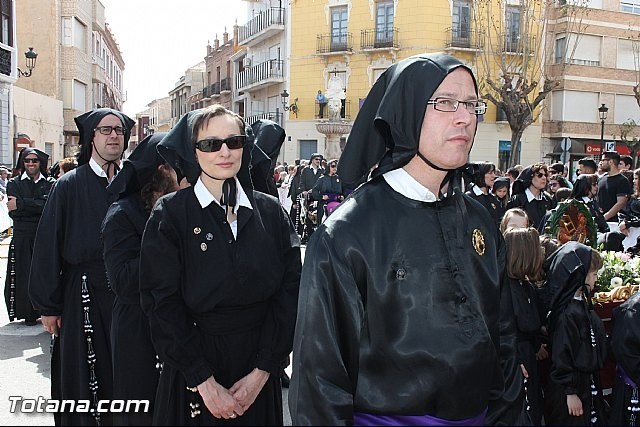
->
[[194, 135, 246, 152], [23, 158, 40, 164]]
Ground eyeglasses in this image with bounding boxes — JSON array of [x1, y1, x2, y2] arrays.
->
[[95, 125, 126, 135], [330, 164, 337, 168], [548, 182, 559, 187], [427, 97, 487, 115], [535, 172, 548, 178], [23, 158, 40, 164], [194, 135, 246, 152]]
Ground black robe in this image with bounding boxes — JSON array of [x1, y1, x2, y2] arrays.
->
[[508, 278, 543, 425], [101, 195, 158, 426], [311, 174, 344, 224], [609, 293, 640, 426], [507, 192, 551, 232], [290, 177, 522, 425], [29, 164, 116, 426], [465, 187, 502, 228], [139, 187, 301, 425], [545, 299, 607, 426], [4, 174, 54, 321]]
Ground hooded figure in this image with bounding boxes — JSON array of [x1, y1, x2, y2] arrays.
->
[[507, 164, 551, 231], [139, 105, 301, 425], [250, 119, 286, 197], [102, 132, 173, 426], [542, 242, 607, 425], [75, 107, 135, 178], [4, 147, 55, 325], [291, 53, 522, 426]]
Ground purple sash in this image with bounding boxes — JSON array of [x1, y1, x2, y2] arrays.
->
[[617, 364, 638, 388], [353, 408, 487, 426]]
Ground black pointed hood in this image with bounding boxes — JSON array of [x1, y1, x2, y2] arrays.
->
[[511, 166, 534, 196], [74, 108, 135, 166], [107, 132, 169, 199], [249, 119, 286, 197], [338, 53, 479, 190]]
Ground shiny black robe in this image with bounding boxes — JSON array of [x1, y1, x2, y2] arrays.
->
[[545, 299, 607, 426], [29, 164, 116, 426], [102, 195, 157, 426], [139, 187, 301, 425], [4, 174, 54, 321], [290, 177, 522, 425]]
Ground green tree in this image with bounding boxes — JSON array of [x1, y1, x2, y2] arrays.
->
[[619, 119, 640, 169]]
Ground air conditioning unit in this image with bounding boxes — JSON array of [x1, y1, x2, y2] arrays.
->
[[243, 57, 252, 67]]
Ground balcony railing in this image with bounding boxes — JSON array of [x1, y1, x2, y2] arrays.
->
[[445, 27, 484, 50], [236, 59, 284, 91], [361, 28, 399, 50], [238, 7, 285, 44], [315, 100, 351, 120], [220, 77, 231, 93], [500, 33, 534, 53], [244, 111, 283, 126], [203, 86, 209, 98], [210, 82, 220, 97], [316, 32, 353, 54]]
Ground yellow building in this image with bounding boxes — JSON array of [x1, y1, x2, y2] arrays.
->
[[285, 0, 543, 169]]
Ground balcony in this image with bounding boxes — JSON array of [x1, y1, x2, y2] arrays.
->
[[236, 59, 284, 92], [203, 86, 209, 98], [316, 32, 353, 55], [220, 77, 231, 94], [244, 111, 283, 126], [500, 33, 535, 54], [0, 46, 10, 77], [444, 27, 484, 51], [361, 28, 399, 50], [315, 100, 351, 120], [210, 82, 220, 98], [238, 7, 285, 47]]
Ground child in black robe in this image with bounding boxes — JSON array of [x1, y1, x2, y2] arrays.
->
[[609, 292, 640, 425], [543, 242, 607, 426], [503, 227, 545, 425]]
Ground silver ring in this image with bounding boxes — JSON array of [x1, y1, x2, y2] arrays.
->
[[229, 413, 236, 418]]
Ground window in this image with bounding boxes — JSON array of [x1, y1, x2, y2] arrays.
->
[[555, 37, 566, 64], [505, 6, 521, 51], [45, 143, 54, 165], [555, 34, 601, 66], [498, 140, 520, 172], [331, 6, 348, 50], [73, 80, 86, 112], [621, 0, 640, 14], [614, 94, 640, 124], [299, 140, 318, 161], [1, 0, 11, 46], [375, 0, 394, 46], [617, 38, 635, 70], [73, 18, 87, 52], [551, 90, 598, 122], [452, 0, 471, 45]]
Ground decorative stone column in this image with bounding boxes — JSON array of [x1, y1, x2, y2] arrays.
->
[[315, 122, 353, 160]]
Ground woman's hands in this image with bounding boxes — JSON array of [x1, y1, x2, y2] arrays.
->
[[566, 394, 583, 417], [197, 376, 244, 420], [229, 368, 270, 414], [42, 315, 61, 336]]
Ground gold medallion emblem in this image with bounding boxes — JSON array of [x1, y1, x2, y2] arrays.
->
[[472, 229, 486, 256]]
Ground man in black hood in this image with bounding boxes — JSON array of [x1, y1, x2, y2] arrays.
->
[[291, 53, 522, 425], [4, 148, 55, 326], [29, 107, 134, 425]]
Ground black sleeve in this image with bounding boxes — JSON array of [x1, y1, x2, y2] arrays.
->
[[550, 311, 580, 395], [311, 176, 326, 201]]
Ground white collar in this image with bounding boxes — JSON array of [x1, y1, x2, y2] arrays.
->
[[582, 196, 591, 203], [21, 171, 43, 183], [525, 187, 543, 202], [383, 168, 438, 202], [89, 157, 109, 179], [472, 185, 485, 196], [194, 176, 253, 213]]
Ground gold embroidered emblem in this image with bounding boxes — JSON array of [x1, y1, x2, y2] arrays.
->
[[472, 229, 486, 256], [194, 227, 201, 235]]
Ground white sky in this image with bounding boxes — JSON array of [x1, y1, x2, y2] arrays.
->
[[100, 0, 248, 117]]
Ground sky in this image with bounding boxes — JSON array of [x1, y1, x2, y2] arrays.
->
[[100, 0, 248, 117]]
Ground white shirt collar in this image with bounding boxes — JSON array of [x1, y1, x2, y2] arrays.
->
[[472, 185, 485, 196], [194, 176, 253, 213], [383, 168, 438, 202], [89, 157, 109, 179], [582, 196, 591, 203], [21, 171, 43, 183], [525, 187, 543, 202]]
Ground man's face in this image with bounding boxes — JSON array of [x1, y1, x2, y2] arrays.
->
[[599, 156, 613, 172], [92, 114, 125, 163], [418, 68, 477, 170], [312, 157, 321, 168], [23, 154, 40, 178]]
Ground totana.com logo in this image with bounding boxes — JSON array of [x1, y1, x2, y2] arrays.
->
[[8, 397, 150, 413]]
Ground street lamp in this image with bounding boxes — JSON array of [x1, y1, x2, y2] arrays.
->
[[280, 90, 299, 117], [598, 103, 608, 155], [17, 47, 38, 78]]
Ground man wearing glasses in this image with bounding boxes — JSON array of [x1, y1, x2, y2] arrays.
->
[[597, 150, 631, 223], [4, 148, 54, 327], [291, 53, 521, 425], [29, 108, 134, 425]]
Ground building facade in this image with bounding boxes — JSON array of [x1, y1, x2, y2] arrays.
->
[[169, 61, 205, 128], [192, 30, 236, 112], [147, 96, 171, 134], [0, 0, 19, 167]]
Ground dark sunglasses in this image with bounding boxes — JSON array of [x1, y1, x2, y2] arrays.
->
[[535, 172, 547, 178], [23, 158, 40, 164], [330, 164, 337, 168], [194, 135, 246, 152]]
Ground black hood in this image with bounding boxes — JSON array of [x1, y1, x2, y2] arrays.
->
[[16, 147, 49, 176], [107, 132, 168, 199], [249, 119, 286, 197], [338, 52, 479, 190], [493, 176, 510, 192], [74, 108, 135, 166], [511, 166, 534, 196], [544, 242, 594, 328]]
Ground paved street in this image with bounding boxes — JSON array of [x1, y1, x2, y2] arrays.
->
[[0, 237, 299, 425]]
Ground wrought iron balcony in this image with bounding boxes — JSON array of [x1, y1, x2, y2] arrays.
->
[[244, 111, 283, 126], [220, 77, 231, 93], [238, 7, 285, 45], [315, 100, 351, 120], [236, 59, 284, 92], [361, 28, 399, 50], [210, 82, 220, 97], [202, 86, 209, 98], [316, 32, 353, 54], [500, 33, 534, 53], [444, 27, 484, 50]]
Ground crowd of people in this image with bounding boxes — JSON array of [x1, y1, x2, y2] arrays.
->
[[0, 52, 638, 427]]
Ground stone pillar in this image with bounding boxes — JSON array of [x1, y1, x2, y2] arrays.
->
[[325, 134, 342, 160]]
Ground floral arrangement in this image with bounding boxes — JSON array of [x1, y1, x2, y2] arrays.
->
[[596, 251, 640, 292]]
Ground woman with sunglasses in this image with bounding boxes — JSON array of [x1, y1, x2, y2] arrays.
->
[[507, 163, 552, 232], [311, 159, 345, 224], [140, 105, 301, 425]]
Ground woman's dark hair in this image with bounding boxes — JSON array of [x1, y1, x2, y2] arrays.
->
[[571, 173, 598, 199], [140, 164, 175, 213], [470, 161, 496, 188], [191, 104, 245, 145], [549, 174, 569, 189]]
